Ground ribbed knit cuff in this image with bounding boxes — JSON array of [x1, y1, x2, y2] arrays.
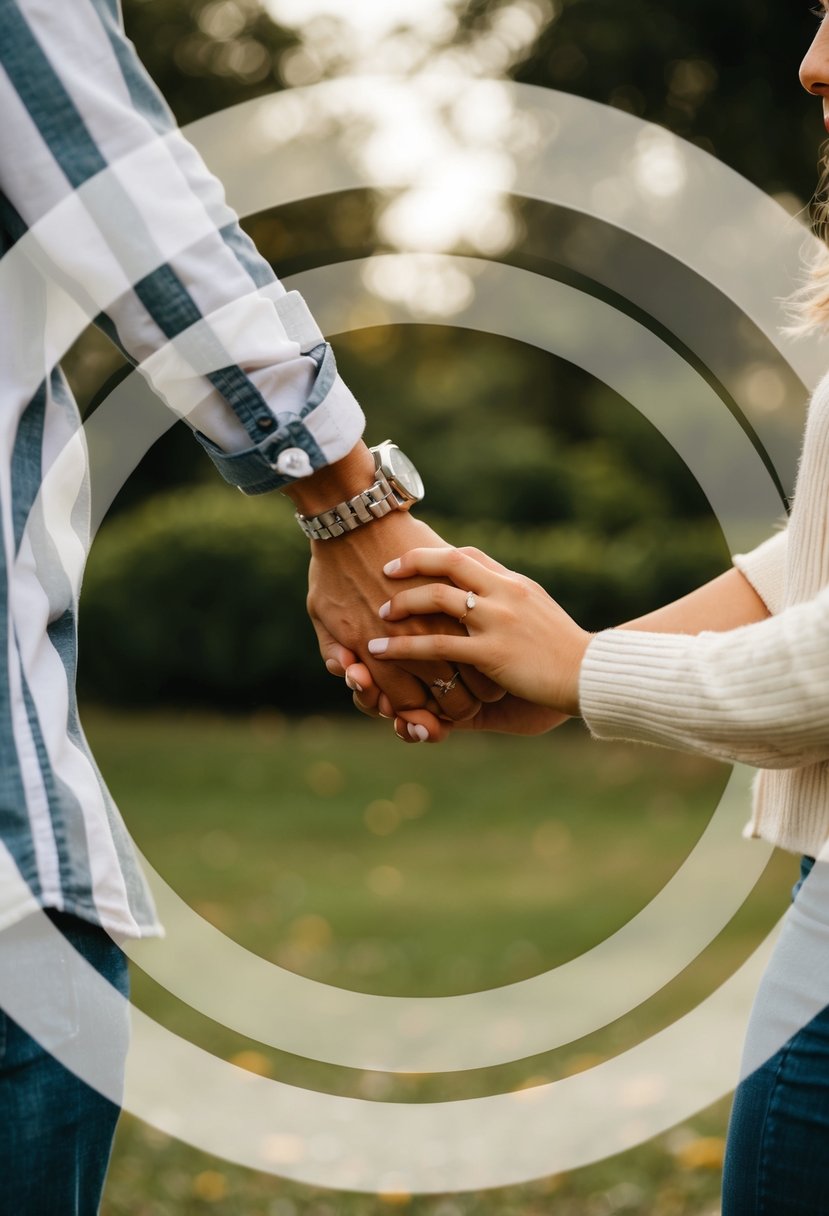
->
[[731, 527, 788, 615], [578, 590, 829, 771], [579, 628, 703, 749]]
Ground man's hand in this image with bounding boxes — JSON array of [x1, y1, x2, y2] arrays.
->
[[395, 697, 570, 741], [325, 649, 569, 739], [283, 443, 503, 720], [327, 654, 569, 741]]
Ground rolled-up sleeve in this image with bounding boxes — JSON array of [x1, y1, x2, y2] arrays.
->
[[730, 524, 789, 616], [0, 0, 364, 493]]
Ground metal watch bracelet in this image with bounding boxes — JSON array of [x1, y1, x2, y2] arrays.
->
[[295, 473, 400, 541]]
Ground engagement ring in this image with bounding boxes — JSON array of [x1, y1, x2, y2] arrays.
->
[[459, 592, 476, 624]]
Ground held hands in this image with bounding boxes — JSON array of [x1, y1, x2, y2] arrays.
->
[[289, 441, 503, 723], [391, 696, 571, 743], [361, 545, 592, 728], [307, 516, 506, 721]]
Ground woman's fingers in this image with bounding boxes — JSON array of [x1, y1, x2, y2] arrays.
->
[[357, 545, 505, 718], [378, 563, 506, 704], [368, 631, 479, 664], [380, 583, 480, 625], [384, 547, 496, 594], [369, 543, 587, 716], [319, 547, 508, 720], [456, 545, 514, 577], [334, 545, 508, 719], [373, 579, 500, 704]]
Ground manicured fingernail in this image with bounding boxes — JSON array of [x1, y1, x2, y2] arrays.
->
[[345, 676, 363, 692], [383, 558, 401, 575], [379, 600, 391, 619], [325, 660, 340, 675], [368, 637, 389, 655], [408, 723, 429, 742]]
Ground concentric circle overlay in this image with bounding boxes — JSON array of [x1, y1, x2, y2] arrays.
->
[[1, 77, 827, 1188], [119, 255, 780, 1073]]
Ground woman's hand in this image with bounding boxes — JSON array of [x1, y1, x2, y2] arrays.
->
[[365, 546, 593, 717], [307, 513, 506, 723]]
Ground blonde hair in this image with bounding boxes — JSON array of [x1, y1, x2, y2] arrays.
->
[[782, 139, 829, 336]]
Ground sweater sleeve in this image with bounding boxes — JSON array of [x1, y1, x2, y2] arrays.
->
[[730, 526, 789, 616], [578, 581, 829, 769]]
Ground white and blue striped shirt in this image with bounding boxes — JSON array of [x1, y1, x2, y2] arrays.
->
[[0, 0, 365, 937]]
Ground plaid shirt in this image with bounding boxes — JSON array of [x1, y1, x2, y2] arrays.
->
[[0, 0, 365, 936]]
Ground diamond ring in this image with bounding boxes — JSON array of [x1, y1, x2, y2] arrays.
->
[[459, 592, 477, 624], [431, 672, 461, 696]]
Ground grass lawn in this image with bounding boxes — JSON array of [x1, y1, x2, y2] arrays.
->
[[84, 708, 798, 1216]]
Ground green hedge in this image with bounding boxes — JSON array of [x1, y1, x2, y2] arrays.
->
[[78, 486, 729, 710], [78, 487, 324, 710]]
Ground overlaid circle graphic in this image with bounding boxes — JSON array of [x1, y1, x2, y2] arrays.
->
[[0, 853, 790, 1194], [119, 255, 779, 1072], [1, 75, 827, 1189]]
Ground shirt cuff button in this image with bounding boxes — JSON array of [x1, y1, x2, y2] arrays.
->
[[275, 447, 314, 478]]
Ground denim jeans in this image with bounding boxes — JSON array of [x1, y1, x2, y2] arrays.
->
[[722, 854, 829, 1214], [0, 910, 129, 1216]]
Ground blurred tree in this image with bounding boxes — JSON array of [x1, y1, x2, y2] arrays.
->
[[67, 0, 818, 707], [122, 0, 297, 124], [331, 326, 705, 531], [503, 0, 824, 204]]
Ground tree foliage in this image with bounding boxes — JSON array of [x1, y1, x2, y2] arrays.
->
[[72, 1, 813, 707]]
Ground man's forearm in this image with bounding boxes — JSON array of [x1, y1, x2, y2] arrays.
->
[[616, 566, 770, 635]]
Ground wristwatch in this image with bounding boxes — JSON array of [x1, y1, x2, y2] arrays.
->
[[294, 441, 425, 541]]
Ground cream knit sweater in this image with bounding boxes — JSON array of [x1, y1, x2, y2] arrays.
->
[[578, 369, 829, 859]]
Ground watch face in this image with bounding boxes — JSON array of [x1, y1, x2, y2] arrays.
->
[[384, 446, 425, 501]]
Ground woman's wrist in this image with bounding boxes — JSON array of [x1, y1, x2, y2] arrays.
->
[[561, 628, 594, 717]]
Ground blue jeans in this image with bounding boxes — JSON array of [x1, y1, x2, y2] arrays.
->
[[722, 854, 829, 1214], [0, 910, 129, 1216]]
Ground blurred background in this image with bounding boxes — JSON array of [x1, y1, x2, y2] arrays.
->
[[63, 1, 828, 1212], [72, 0, 821, 713]]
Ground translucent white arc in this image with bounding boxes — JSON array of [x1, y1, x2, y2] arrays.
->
[[0, 852, 786, 1193], [0, 71, 790, 1073], [120, 253, 781, 1072], [0, 73, 813, 1185], [103, 81, 829, 1185], [122, 923, 782, 1192], [130, 767, 768, 1073], [185, 76, 829, 485]]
